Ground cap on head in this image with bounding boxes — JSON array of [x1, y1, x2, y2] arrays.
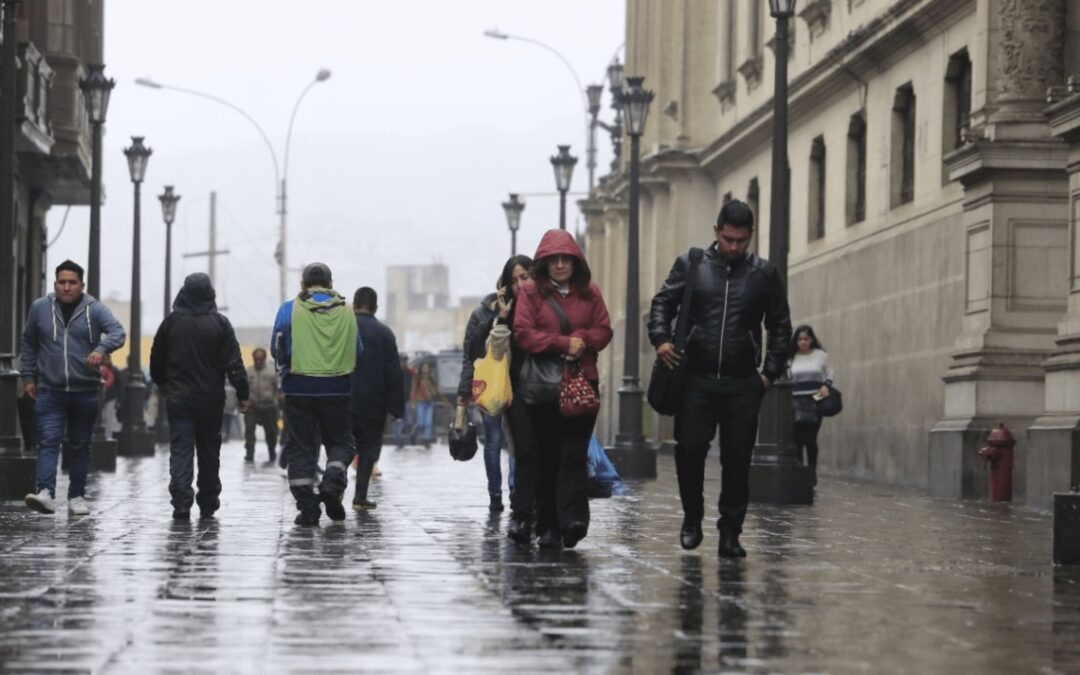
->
[[301, 262, 332, 288]]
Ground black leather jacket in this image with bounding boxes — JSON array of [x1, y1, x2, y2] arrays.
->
[[648, 244, 792, 382]]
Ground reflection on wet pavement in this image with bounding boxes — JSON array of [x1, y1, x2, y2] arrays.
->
[[0, 441, 1077, 673]]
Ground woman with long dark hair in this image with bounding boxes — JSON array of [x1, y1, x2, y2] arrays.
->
[[514, 230, 612, 549], [788, 324, 834, 485], [457, 255, 533, 518]]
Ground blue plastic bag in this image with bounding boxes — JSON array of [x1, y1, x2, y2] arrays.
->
[[586, 436, 627, 498]]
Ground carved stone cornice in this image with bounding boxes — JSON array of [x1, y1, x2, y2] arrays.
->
[[1047, 90, 1080, 144], [737, 56, 763, 92], [712, 79, 736, 112], [798, 0, 832, 40], [943, 138, 1068, 188]]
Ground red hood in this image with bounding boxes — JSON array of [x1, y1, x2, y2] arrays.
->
[[534, 229, 585, 262]]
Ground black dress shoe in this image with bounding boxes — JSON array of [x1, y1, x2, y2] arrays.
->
[[537, 530, 563, 550], [294, 511, 320, 526], [321, 492, 346, 521], [717, 530, 747, 558], [680, 520, 703, 550], [489, 494, 504, 513], [507, 517, 532, 545], [562, 521, 587, 549], [172, 508, 190, 520]]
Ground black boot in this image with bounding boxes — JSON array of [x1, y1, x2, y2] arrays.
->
[[680, 518, 703, 550], [506, 516, 532, 545], [537, 530, 562, 550], [294, 510, 320, 526], [717, 530, 747, 558], [489, 494, 504, 513], [562, 521, 587, 549]]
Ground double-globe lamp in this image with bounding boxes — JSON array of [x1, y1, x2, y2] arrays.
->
[[550, 145, 577, 230]]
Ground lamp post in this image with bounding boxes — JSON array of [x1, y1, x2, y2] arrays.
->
[[502, 193, 525, 256], [597, 59, 625, 174], [609, 76, 655, 479], [117, 137, 155, 458], [748, 0, 813, 505], [550, 145, 578, 230], [586, 85, 603, 188], [154, 186, 180, 445], [78, 65, 115, 299], [135, 68, 331, 304], [78, 65, 118, 468]]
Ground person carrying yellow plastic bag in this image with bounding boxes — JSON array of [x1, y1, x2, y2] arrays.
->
[[472, 325, 514, 416]]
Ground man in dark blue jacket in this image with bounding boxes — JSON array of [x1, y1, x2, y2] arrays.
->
[[349, 287, 404, 510]]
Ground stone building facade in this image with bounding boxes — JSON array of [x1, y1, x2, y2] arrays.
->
[[582, 0, 1080, 509]]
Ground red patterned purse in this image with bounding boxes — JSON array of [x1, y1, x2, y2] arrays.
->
[[560, 361, 600, 417]]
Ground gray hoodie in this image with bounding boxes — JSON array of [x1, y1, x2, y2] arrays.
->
[[19, 293, 126, 392]]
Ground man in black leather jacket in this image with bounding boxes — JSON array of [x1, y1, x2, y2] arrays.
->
[[648, 200, 792, 558]]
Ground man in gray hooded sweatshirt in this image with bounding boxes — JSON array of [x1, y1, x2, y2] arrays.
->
[[151, 273, 249, 519], [20, 260, 126, 515]]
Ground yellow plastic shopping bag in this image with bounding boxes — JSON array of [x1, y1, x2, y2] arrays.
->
[[472, 344, 513, 416]]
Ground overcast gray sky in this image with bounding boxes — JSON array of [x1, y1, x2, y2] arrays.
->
[[47, 0, 626, 328]]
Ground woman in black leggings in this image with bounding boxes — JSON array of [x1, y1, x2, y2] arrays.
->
[[788, 325, 834, 485]]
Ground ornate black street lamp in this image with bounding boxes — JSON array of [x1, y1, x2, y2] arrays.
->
[[117, 137, 155, 457], [153, 186, 180, 444], [550, 145, 577, 230], [78, 65, 115, 299], [748, 0, 813, 504], [586, 84, 603, 188], [609, 76, 655, 479], [501, 193, 525, 256]]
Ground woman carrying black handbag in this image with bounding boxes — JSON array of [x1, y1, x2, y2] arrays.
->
[[788, 325, 835, 486]]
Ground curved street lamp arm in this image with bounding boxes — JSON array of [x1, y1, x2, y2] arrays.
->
[[283, 79, 321, 182], [499, 33, 589, 122], [137, 79, 281, 186]]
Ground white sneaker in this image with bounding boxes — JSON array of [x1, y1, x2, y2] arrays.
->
[[25, 489, 55, 514], [68, 497, 90, 516]]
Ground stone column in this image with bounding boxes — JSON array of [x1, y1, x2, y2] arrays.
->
[[929, 0, 1070, 501], [1028, 89, 1080, 511]]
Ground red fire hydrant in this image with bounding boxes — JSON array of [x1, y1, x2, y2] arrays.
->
[[977, 423, 1014, 502]]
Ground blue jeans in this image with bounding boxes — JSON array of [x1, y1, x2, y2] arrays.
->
[[480, 410, 515, 497], [414, 401, 435, 443], [35, 389, 99, 499], [168, 397, 225, 512]]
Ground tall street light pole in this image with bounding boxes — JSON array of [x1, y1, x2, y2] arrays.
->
[[748, 0, 813, 505], [118, 137, 155, 458], [550, 145, 577, 230], [502, 193, 525, 256], [483, 29, 599, 191], [135, 69, 331, 304], [154, 186, 180, 445], [586, 85, 603, 188], [597, 59, 625, 174], [609, 76, 655, 479]]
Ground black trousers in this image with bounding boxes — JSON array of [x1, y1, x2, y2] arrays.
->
[[793, 419, 822, 467], [506, 400, 536, 520], [352, 415, 386, 502], [673, 375, 765, 535], [284, 395, 355, 514], [244, 405, 279, 459], [167, 397, 225, 512], [525, 400, 597, 537]]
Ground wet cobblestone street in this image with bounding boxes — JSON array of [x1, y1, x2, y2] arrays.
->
[[1, 441, 1079, 674]]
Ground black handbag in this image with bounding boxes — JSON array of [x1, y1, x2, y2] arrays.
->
[[448, 423, 478, 461], [648, 247, 704, 416], [792, 395, 821, 425], [817, 386, 843, 417], [519, 296, 571, 405]]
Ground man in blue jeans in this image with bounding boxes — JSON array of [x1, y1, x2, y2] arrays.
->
[[151, 273, 249, 519], [20, 260, 126, 515]]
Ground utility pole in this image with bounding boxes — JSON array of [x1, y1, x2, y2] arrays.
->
[[183, 191, 230, 289]]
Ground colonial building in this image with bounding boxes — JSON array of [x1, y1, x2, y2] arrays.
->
[[583, 0, 1080, 509], [0, 0, 106, 455]]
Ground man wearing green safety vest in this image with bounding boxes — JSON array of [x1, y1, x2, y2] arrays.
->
[[271, 262, 362, 526]]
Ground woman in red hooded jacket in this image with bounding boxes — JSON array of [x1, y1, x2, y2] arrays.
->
[[513, 229, 613, 549]]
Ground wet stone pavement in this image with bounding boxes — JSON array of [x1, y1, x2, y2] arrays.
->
[[1, 440, 1079, 674]]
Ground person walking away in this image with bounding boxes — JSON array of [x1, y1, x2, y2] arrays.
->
[[20, 260, 126, 515], [514, 230, 612, 550], [271, 262, 360, 526], [394, 354, 415, 448], [457, 255, 533, 518], [245, 347, 281, 462], [789, 325, 834, 486], [410, 362, 439, 449], [649, 200, 792, 558], [150, 273, 249, 520], [349, 287, 404, 510]]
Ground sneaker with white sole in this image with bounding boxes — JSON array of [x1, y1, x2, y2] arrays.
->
[[68, 497, 90, 516], [25, 489, 55, 514]]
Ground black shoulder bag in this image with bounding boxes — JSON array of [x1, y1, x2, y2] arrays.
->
[[518, 295, 571, 405], [647, 248, 704, 416]]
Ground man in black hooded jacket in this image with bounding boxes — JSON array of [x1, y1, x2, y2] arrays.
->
[[151, 273, 249, 519]]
